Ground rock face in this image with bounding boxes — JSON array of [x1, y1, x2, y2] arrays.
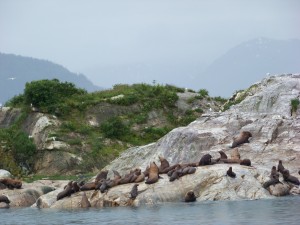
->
[[0, 170, 12, 179], [1, 74, 300, 209]]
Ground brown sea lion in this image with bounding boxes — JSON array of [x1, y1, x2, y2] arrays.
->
[[129, 184, 139, 200], [143, 166, 150, 177], [0, 182, 6, 190], [80, 192, 91, 208], [95, 170, 108, 183], [240, 159, 251, 166], [277, 160, 285, 174], [57, 182, 73, 200], [80, 182, 96, 191], [184, 190, 196, 202], [218, 150, 228, 160], [270, 166, 279, 179], [145, 162, 159, 184], [158, 156, 170, 173], [199, 154, 212, 166], [230, 148, 241, 160], [263, 175, 282, 189], [72, 181, 80, 193], [0, 195, 10, 204], [119, 174, 134, 185], [161, 164, 179, 174], [112, 170, 122, 179], [231, 131, 252, 148], [220, 158, 242, 164], [226, 167, 236, 178], [0, 178, 22, 189], [134, 173, 145, 183], [99, 180, 110, 193], [282, 169, 300, 185]]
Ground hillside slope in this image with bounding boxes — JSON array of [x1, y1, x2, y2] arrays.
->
[[0, 53, 101, 104]]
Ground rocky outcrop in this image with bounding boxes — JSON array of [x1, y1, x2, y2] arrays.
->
[[0, 170, 12, 179], [0, 107, 21, 128], [1, 74, 300, 209]]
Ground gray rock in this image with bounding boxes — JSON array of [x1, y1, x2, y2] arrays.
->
[[0, 169, 12, 179]]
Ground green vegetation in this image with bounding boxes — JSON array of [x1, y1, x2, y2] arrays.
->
[[291, 98, 300, 114], [3, 79, 223, 176]]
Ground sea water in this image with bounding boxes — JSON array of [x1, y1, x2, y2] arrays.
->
[[1, 196, 299, 225]]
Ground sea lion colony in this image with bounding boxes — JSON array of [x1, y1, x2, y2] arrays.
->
[[1, 131, 299, 206]]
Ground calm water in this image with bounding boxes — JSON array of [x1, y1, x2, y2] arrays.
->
[[1, 196, 299, 225]]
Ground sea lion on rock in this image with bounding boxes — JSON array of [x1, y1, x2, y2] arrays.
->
[[226, 167, 236, 178], [0, 178, 22, 189], [134, 173, 145, 183], [270, 166, 279, 179], [169, 171, 180, 182], [95, 170, 108, 183], [145, 162, 159, 184], [72, 181, 80, 193], [112, 170, 122, 180], [0, 195, 10, 204], [220, 158, 242, 164], [231, 131, 252, 148], [282, 170, 300, 185], [230, 148, 240, 160], [263, 175, 282, 189], [57, 181, 73, 200], [80, 192, 91, 208], [199, 154, 212, 166], [277, 160, 285, 174], [240, 159, 251, 166], [80, 182, 96, 191], [0, 182, 6, 190], [129, 184, 139, 199], [218, 151, 228, 160], [184, 190, 196, 202], [158, 156, 170, 173]]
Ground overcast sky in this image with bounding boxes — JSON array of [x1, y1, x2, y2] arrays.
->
[[0, 0, 299, 93]]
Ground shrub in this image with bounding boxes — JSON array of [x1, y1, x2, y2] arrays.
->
[[24, 79, 86, 113], [198, 89, 209, 97], [100, 117, 129, 138], [291, 98, 300, 113]]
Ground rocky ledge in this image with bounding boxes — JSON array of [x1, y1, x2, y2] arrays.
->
[[1, 74, 300, 209]]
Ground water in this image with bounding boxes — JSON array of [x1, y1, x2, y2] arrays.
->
[[1, 196, 299, 225]]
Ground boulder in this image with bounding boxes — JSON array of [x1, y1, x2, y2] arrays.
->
[[0, 169, 12, 179]]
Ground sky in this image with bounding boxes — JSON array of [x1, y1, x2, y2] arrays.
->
[[0, 0, 300, 95]]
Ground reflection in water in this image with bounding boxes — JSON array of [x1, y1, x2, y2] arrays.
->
[[0, 196, 299, 225]]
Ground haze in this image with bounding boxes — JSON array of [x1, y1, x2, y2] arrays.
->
[[1, 0, 299, 96]]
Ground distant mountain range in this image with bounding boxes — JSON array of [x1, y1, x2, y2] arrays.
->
[[0, 53, 101, 104], [198, 38, 300, 97]]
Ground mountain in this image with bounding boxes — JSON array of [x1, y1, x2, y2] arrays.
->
[[198, 38, 300, 97], [0, 53, 102, 104]]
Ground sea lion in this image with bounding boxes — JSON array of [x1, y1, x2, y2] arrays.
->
[[263, 175, 282, 189], [277, 160, 285, 174], [158, 156, 170, 173], [57, 182, 73, 200], [95, 170, 108, 183], [226, 167, 236, 178], [112, 170, 122, 179], [240, 159, 251, 166], [72, 181, 80, 193], [145, 162, 159, 184], [199, 154, 212, 166], [0, 182, 6, 190], [161, 164, 179, 174], [169, 170, 180, 182], [188, 167, 196, 174], [0, 195, 10, 204], [119, 174, 134, 185], [184, 190, 196, 202], [99, 180, 109, 193], [270, 166, 279, 179], [0, 178, 22, 189], [80, 182, 96, 191], [231, 131, 252, 148], [218, 150, 228, 160], [134, 173, 145, 183], [230, 148, 241, 160], [282, 170, 300, 185], [219, 158, 242, 164], [80, 192, 91, 208], [129, 184, 139, 200]]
